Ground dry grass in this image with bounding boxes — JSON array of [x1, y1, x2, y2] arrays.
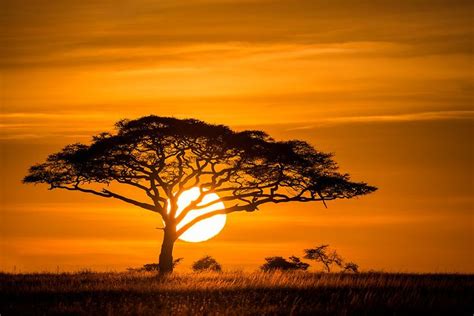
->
[[1, 271, 473, 315]]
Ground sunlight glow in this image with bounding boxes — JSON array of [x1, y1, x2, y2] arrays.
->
[[168, 188, 226, 243]]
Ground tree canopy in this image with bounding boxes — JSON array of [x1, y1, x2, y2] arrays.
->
[[261, 256, 310, 272], [24, 115, 376, 238]]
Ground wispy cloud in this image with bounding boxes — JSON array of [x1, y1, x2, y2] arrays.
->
[[287, 111, 474, 130], [2, 0, 472, 69], [0, 112, 119, 140], [0, 112, 115, 120], [1, 110, 472, 140]]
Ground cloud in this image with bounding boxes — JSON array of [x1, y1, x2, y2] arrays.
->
[[1, 0, 472, 69], [287, 111, 474, 130], [0, 112, 119, 140], [1, 110, 472, 140]]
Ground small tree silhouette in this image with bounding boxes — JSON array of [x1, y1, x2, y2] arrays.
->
[[141, 258, 183, 271], [142, 263, 160, 272], [192, 256, 222, 272], [343, 262, 359, 273], [304, 245, 343, 272], [261, 256, 309, 272]]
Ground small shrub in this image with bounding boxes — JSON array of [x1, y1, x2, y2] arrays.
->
[[142, 263, 160, 272], [134, 258, 184, 272], [260, 256, 309, 272], [192, 256, 222, 272], [343, 262, 359, 273], [172, 257, 184, 268]]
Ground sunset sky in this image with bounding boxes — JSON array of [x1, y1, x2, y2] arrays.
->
[[1, 0, 473, 273]]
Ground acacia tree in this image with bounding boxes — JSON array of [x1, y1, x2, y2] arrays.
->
[[304, 244, 344, 272], [24, 116, 376, 274]]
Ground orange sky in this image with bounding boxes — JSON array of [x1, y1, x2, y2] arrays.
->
[[1, 0, 473, 273]]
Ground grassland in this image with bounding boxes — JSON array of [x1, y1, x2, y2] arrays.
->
[[1, 271, 472, 315]]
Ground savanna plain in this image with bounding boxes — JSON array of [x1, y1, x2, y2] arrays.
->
[[1, 271, 473, 315]]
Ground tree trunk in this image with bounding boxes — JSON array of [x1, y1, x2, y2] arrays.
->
[[158, 228, 176, 274]]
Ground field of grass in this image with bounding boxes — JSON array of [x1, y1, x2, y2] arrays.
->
[[1, 271, 473, 315]]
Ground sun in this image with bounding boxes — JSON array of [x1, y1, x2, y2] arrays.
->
[[168, 187, 226, 242]]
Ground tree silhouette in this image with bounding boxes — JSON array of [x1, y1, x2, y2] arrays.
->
[[261, 256, 309, 272], [304, 245, 344, 272], [140, 258, 183, 272], [23, 116, 376, 273], [192, 256, 222, 272], [343, 262, 359, 273]]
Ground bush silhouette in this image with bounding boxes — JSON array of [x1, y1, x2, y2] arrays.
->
[[137, 258, 183, 272], [142, 263, 159, 272], [261, 256, 310, 272], [343, 262, 359, 273], [192, 256, 222, 272]]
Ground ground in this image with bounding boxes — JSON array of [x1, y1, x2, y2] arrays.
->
[[1, 271, 472, 315]]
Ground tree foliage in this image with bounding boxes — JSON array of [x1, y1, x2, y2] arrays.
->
[[24, 116, 377, 239], [304, 245, 347, 272], [343, 262, 359, 273], [192, 256, 222, 272], [139, 258, 184, 272], [261, 256, 310, 272]]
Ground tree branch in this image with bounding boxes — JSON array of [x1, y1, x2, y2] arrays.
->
[[102, 189, 161, 213], [176, 204, 250, 237], [52, 184, 160, 213]]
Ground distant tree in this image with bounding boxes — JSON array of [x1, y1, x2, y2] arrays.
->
[[260, 256, 310, 272], [142, 263, 160, 272], [142, 257, 183, 272], [23, 116, 376, 274], [192, 256, 222, 272], [343, 262, 359, 273], [304, 245, 344, 272]]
